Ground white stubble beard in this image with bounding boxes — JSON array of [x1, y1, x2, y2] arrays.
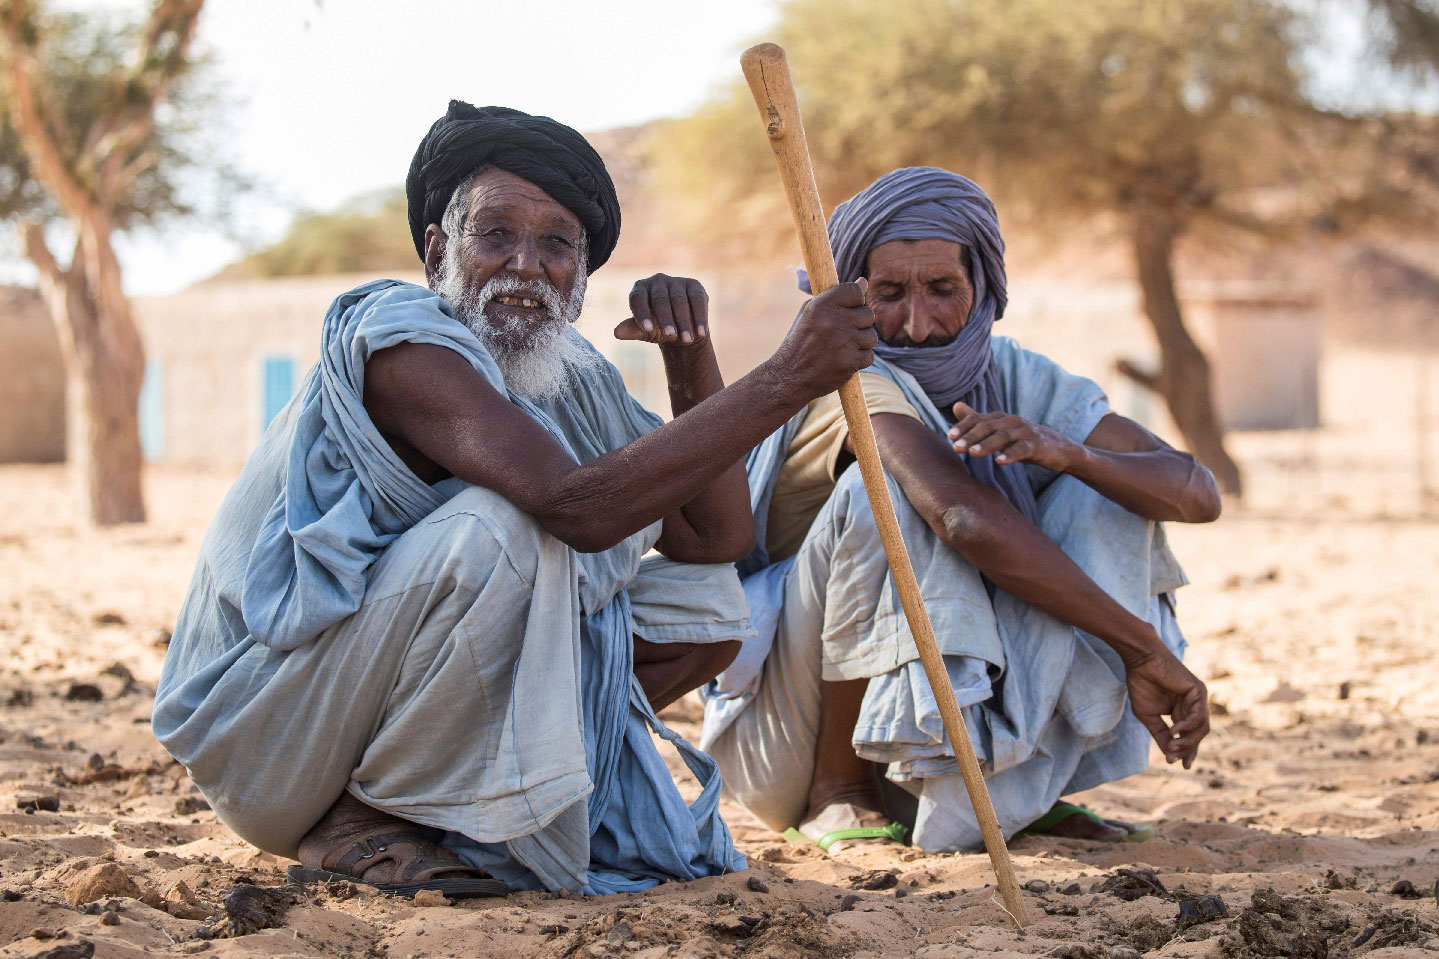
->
[[434, 246, 599, 403]]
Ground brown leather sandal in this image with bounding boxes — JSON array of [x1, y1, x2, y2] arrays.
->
[[287, 826, 507, 899]]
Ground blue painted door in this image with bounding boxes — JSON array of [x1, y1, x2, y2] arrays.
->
[[261, 355, 297, 432], [138, 358, 165, 462]]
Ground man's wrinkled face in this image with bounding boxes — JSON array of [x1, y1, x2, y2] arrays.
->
[[433, 168, 587, 346], [429, 168, 600, 401], [865, 238, 975, 348]]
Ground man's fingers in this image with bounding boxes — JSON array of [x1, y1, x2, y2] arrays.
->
[[628, 285, 655, 333], [832, 280, 867, 310], [666, 279, 695, 344], [949, 410, 981, 439], [685, 279, 709, 340], [993, 439, 1033, 465], [1178, 739, 1201, 769], [949, 414, 1015, 451], [953, 419, 1005, 454], [614, 317, 653, 342], [1169, 690, 1211, 767], [648, 283, 677, 341], [1138, 713, 1174, 757]]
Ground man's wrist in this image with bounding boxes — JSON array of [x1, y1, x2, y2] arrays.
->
[[1052, 435, 1088, 475], [660, 338, 723, 408], [747, 355, 809, 418], [658, 337, 717, 367], [1112, 621, 1166, 670]]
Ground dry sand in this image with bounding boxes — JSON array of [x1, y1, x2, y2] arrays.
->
[[2, 440, 1437, 958]]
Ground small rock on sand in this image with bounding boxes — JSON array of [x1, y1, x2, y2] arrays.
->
[[64, 863, 141, 905], [17, 795, 59, 813], [411, 889, 449, 907], [1098, 868, 1167, 902], [746, 876, 769, 893], [213, 884, 293, 937], [1390, 879, 1424, 898], [1176, 894, 1229, 928], [65, 683, 103, 702], [35, 943, 94, 959], [849, 869, 898, 891], [174, 796, 211, 815], [711, 915, 752, 937]]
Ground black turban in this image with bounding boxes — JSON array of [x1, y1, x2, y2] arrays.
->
[[406, 101, 620, 274]]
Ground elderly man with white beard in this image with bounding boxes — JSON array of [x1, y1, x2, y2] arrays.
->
[[152, 102, 879, 898]]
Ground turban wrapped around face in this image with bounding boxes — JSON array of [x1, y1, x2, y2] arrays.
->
[[801, 167, 1038, 523], [406, 101, 620, 274]]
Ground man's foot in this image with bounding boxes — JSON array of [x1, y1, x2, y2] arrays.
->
[[1022, 801, 1154, 843], [791, 798, 907, 853], [293, 792, 506, 896]]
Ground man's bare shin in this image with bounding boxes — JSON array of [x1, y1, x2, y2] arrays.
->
[[805, 678, 884, 820]]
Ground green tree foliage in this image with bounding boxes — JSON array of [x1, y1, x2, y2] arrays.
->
[[0, 9, 222, 231], [0, 0, 217, 524], [652, 0, 1434, 494], [1367, 0, 1439, 74], [229, 188, 416, 278]]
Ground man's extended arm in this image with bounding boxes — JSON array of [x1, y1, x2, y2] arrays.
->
[[364, 282, 877, 556], [949, 405, 1222, 523], [611, 274, 758, 564], [868, 414, 1210, 766]]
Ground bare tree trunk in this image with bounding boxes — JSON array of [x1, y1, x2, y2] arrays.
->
[[1, 1, 203, 526], [1128, 206, 1243, 496], [25, 224, 146, 524]]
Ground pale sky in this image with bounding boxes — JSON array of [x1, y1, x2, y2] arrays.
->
[[5, 0, 1425, 296], [9, 0, 782, 294]]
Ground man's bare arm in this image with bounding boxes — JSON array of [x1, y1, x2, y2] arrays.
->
[[613, 275, 758, 564], [868, 413, 1209, 766], [649, 340, 754, 562], [950, 406, 1221, 523], [364, 282, 876, 555]]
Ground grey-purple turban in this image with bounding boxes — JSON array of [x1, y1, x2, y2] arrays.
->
[[406, 101, 620, 274], [804, 167, 1039, 523]]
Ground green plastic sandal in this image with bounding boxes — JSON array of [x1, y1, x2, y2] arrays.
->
[[782, 820, 910, 851]]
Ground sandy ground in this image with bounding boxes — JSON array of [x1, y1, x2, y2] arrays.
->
[[2, 432, 1438, 958]]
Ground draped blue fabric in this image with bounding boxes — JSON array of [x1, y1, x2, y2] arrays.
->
[[799, 167, 1038, 524], [239, 280, 527, 650], [229, 278, 741, 892]]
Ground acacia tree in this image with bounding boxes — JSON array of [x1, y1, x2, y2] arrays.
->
[[655, 0, 1423, 495], [0, 0, 205, 524]]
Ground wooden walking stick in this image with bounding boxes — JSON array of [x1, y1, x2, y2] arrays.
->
[[740, 41, 1028, 928]]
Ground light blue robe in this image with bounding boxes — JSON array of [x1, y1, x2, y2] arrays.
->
[[702, 339, 1189, 850], [154, 279, 748, 893]]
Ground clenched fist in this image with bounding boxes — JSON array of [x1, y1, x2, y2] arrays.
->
[[770, 280, 878, 400]]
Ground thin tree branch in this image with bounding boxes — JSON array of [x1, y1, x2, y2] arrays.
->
[[19, 220, 78, 362], [0, 6, 91, 221], [1114, 357, 1161, 392], [90, 0, 204, 201]]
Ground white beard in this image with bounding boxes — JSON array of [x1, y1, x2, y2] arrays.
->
[[434, 255, 599, 403]]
